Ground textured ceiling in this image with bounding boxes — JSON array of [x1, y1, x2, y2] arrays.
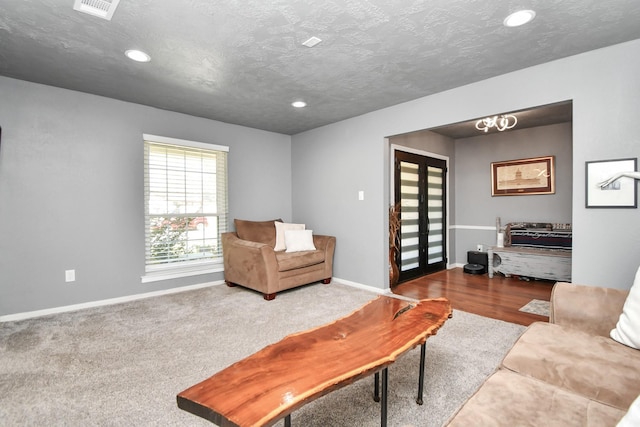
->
[[1, 1, 639, 135]]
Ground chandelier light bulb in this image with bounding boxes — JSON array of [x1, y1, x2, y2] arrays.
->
[[475, 114, 517, 133]]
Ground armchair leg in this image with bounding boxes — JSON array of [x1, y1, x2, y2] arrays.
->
[[263, 293, 276, 301], [322, 278, 331, 284], [226, 281, 237, 287]]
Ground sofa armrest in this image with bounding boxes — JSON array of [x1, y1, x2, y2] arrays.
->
[[550, 282, 629, 337]]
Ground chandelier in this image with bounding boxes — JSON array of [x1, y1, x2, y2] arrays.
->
[[475, 114, 517, 133]]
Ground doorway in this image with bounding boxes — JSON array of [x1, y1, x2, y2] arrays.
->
[[394, 150, 447, 282]]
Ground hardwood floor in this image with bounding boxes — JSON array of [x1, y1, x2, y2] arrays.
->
[[392, 267, 554, 326]]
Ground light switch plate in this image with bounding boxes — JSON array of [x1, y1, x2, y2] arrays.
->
[[65, 270, 76, 282]]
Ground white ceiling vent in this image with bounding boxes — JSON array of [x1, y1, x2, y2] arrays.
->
[[302, 37, 322, 48], [73, 0, 121, 21]]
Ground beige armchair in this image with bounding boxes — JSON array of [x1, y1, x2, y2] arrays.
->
[[222, 219, 336, 300]]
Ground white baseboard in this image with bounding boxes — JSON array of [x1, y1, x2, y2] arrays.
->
[[450, 225, 496, 230], [332, 277, 389, 294], [3, 272, 468, 323], [333, 278, 423, 302], [0, 280, 225, 322]]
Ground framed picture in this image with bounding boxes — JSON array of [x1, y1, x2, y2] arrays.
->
[[491, 156, 555, 196], [585, 158, 638, 208]]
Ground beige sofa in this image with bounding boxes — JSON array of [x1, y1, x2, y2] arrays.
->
[[222, 219, 336, 300], [447, 281, 640, 426]]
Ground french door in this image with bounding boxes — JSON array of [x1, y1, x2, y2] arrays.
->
[[394, 151, 447, 282]]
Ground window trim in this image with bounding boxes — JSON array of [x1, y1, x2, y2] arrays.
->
[[143, 134, 229, 154], [141, 134, 229, 283]]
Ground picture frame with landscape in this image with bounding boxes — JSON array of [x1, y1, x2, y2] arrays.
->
[[491, 156, 555, 196]]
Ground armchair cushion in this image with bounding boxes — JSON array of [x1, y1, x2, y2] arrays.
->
[[276, 250, 325, 272], [234, 218, 281, 247]]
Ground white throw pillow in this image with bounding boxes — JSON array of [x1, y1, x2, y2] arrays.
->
[[610, 265, 640, 349], [617, 394, 640, 427], [274, 222, 305, 251], [284, 230, 316, 253]]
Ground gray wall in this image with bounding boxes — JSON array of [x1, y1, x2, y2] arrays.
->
[[292, 39, 640, 290], [0, 77, 292, 316], [2, 39, 639, 316], [454, 122, 573, 263]]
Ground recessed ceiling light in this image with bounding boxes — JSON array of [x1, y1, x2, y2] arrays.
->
[[292, 101, 307, 108], [503, 10, 536, 27], [125, 49, 151, 63]]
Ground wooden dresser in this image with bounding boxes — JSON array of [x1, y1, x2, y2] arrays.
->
[[488, 246, 571, 282]]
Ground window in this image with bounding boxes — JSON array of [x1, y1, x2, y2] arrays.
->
[[143, 134, 228, 282]]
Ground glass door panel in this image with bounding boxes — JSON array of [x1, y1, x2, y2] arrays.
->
[[394, 151, 447, 282], [399, 161, 419, 272]]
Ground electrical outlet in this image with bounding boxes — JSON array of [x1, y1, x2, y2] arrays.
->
[[65, 269, 76, 282], [476, 244, 483, 252]]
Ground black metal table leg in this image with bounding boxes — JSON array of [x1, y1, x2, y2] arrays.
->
[[381, 368, 388, 427], [417, 342, 426, 405], [373, 372, 380, 402], [284, 414, 291, 427]]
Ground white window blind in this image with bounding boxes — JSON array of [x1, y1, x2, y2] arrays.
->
[[143, 134, 228, 277]]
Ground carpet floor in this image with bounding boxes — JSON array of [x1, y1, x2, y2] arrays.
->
[[0, 282, 526, 426]]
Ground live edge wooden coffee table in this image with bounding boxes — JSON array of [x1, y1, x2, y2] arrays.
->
[[177, 295, 452, 427]]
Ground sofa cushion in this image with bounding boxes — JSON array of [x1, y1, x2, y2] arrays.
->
[[550, 282, 628, 337], [274, 222, 305, 251], [234, 219, 281, 246], [502, 322, 640, 410], [446, 369, 625, 427], [611, 265, 640, 349], [276, 250, 324, 272]]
